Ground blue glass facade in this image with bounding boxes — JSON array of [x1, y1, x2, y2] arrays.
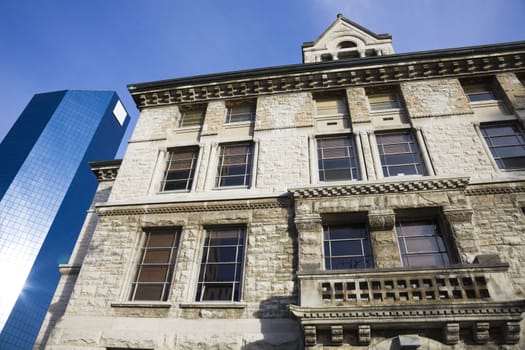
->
[[0, 90, 129, 349]]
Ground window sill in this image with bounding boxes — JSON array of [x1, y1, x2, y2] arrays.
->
[[179, 302, 247, 309], [369, 108, 403, 115], [213, 185, 250, 190], [111, 301, 172, 309], [314, 113, 348, 119]]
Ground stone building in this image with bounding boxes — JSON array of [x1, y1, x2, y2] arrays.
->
[[36, 15, 525, 350]]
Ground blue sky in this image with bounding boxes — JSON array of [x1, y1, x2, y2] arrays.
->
[[1, 0, 524, 157]]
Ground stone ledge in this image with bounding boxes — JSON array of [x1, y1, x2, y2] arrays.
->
[[111, 301, 172, 309], [179, 302, 247, 309]]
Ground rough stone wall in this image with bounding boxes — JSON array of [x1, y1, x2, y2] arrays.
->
[[496, 72, 525, 112], [346, 86, 370, 124], [40, 68, 525, 349], [417, 117, 495, 180], [401, 78, 472, 118], [255, 128, 311, 191], [254, 92, 314, 130], [469, 190, 525, 294], [109, 141, 163, 201]]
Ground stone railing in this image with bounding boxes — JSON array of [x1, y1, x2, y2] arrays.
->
[[291, 258, 525, 347]]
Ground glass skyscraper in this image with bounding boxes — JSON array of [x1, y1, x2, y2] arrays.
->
[[0, 90, 129, 349]]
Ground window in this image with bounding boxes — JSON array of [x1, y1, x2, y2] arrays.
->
[[161, 147, 199, 191], [216, 142, 254, 187], [323, 224, 373, 269], [315, 95, 347, 116], [396, 219, 450, 267], [226, 102, 255, 123], [179, 108, 204, 127], [376, 131, 426, 177], [129, 229, 180, 301], [317, 136, 360, 181], [480, 123, 525, 170], [196, 226, 246, 302], [462, 79, 498, 102], [367, 86, 401, 110]]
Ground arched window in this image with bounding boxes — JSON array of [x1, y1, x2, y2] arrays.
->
[[337, 41, 357, 49]]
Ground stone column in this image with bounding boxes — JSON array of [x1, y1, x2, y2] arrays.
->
[[368, 210, 402, 268], [294, 211, 324, 272], [443, 207, 479, 264]]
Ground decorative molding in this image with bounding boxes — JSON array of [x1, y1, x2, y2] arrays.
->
[[96, 197, 289, 216], [290, 300, 525, 345], [290, 177, 469, 198], [358, 325, 371, 345], [443, 208, 474, 224], [303, 325, 317, 346], [368, 210, 395, 230], [443, 323, 460, 345], [330, 325, 343, 345], [466, 184, 525, 195], [129, 47, 525, 109], [472, 322, 490, 344], [504, 321, 521, 344], [90, 161, 121, 182]]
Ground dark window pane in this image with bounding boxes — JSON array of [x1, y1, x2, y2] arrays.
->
[[396, 219, 450, 267], [216, 143, 253, 187], [162, 147, 198, 191], [143, 249, 172, 264], [133, 284, 164, 301], [197, 227, 246, 302], [481, 124, 525, 170], [130, 230, 179, 301], [317, 136, 360, 181], [376, 132, 426, 177], [324, 224, 372, 270]]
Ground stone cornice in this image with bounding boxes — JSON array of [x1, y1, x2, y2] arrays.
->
[[289, 177, 469, 199], [466, 183, 525, 195], [96, 197, 289, 216], [289, 300, 525, 323], [128, 42, 525, 109], [89, 160, 121, 182]]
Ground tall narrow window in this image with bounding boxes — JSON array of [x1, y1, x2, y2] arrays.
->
[[216, 142, 254, 187], [480, 123, 525, 170], [196, 226, 246, 302], [226, 103, 255, 123], [317, 136, 360, 181], [161, 147, 199, 191], [315, 96, 347, 116], [179, 108, 204, 127], [130, 229, 180, 301], [376, 131, 426, 177], [462, 80, 498, 102], [367, 87, 401, 110], [396, 219, 450, 267], [323, 224, 373, 269]]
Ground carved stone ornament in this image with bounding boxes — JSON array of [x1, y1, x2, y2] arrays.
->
[[358, 324, 371, 345], [368, 210, 395, 230], [443, 323, 460, 345], [331, 325, 343, 345], [304, 325, 317, 346], [443, 208, 473, 224], [504, 321, 521, 344], [472, 322, 490, 344]]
